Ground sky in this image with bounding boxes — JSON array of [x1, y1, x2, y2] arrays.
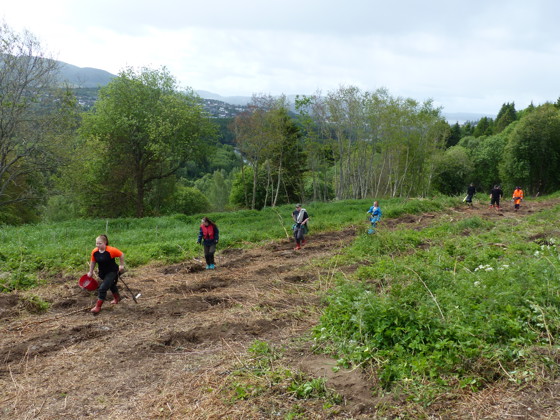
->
[[2, 0, 560, 115]]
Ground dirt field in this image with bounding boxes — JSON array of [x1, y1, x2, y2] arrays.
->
[[2, 198, 560, 419]]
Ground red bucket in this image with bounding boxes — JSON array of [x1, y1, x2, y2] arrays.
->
[[79, 275, 99, 291]]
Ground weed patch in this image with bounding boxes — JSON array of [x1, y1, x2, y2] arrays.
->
[[316, 202, 560, 403]]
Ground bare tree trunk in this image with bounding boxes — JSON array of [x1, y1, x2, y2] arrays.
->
[[263, 161, 271, 208], [251, 161, 259, 210], [273, 159, 282, 207]]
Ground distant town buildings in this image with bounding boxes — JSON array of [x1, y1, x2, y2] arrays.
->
[[72, 88, 247, 118]]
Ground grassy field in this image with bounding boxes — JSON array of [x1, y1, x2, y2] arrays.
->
[[0, 196, 457, 291], [3, 194, 560, 417], [315, 193, 560, 405]]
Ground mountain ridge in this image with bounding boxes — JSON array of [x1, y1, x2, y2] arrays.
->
[[55, 61, 493, 123]]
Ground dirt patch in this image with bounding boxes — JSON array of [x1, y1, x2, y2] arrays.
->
[[296, 353, 378, 415], [283, 274, 312, 283], [160, 261, 205, 274], [0, 323, 110, 365], [0, 293, 19, 319], [167, 277, 229, 293]]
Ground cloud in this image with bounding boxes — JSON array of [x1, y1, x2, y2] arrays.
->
[[3, 0, 560, 114]]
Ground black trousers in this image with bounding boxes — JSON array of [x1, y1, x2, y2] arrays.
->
[[293, 227, 305, 245], [98, 271, 119, 301], [204, 243, 216, 265]]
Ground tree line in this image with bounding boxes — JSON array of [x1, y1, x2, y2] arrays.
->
[[2, 22, 560, 224]]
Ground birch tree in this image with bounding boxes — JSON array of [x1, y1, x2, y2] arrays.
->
[[0, 22, 60, 212]]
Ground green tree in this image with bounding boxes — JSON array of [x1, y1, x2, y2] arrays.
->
[[461, 121, 475, 137], [233, 95, 304, 209], [79, 67, 216, 217], [445, 122, 462, 148], [168, 185, 210, 215], [458, 130, 509, 194], [432, 146, 473, 195], [501, 104, 560, 194], [233, 95, 277, 209], [473, 117, 493, 137], [295, 95, 334, 202], [229, 166, 267, 209], [0, 23, 69, 222], [194, 169, 233, 211], [494, 102, 516, 134]]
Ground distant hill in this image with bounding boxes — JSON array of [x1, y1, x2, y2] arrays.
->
[[56, 61, 116, 88], [51, 62, 494, 123], [196, 90, 253, 106]]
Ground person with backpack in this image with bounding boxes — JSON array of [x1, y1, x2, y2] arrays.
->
[[197, 217, 219, 269], [366, 201, 382, 234], [489, 185, 503, 210], [87, 234, 125, 315], [512, 186, 524, 211], [292, 204, 309, 250]]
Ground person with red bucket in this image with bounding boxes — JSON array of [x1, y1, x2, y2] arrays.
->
[[87, 234, 125, 314]]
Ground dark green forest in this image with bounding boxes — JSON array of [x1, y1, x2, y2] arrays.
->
[[2, 22, 560, 225]]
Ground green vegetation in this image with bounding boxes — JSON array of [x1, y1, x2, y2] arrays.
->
[[315, 194, 560, 403], [3, 22, 560, 225], [0, 196, 456, 291]]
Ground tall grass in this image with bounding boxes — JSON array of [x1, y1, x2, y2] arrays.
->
[[0, 196, 458, 291], [316, 200, 560, 402]]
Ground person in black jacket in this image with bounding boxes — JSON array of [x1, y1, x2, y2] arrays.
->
[[489, 185, 503, 210], [197, 217, 219, 269], [465, 183, 476, 206]]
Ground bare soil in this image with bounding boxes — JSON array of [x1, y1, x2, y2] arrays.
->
[[1, 198, 560, 419]]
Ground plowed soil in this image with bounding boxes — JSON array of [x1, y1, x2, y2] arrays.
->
[[2, 199, 560, 419]]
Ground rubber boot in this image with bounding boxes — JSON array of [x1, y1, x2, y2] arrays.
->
[[294, 244, 301, 250], [91, 299, 103, 314], [110, 293, 120, 304]]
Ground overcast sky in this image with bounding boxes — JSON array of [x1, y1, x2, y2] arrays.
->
[[2, 0, 559, 114]]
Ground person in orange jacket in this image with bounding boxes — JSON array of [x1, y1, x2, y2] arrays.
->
[[512, 186, 524, 211]]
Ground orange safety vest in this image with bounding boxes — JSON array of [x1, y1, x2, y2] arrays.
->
[[512, 189, 524, 203]]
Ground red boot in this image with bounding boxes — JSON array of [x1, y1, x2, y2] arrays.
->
[[110, 293, 120, 304], [91, 299, 103, 314]]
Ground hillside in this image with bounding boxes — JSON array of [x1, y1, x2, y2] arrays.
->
[[57, 61, 116, 88], [2, 198, 560, 418]]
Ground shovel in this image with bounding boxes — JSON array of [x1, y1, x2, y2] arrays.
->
[[118, 271, 139, 304]]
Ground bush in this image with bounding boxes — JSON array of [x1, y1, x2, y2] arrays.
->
[[169, 186, 211, 215]]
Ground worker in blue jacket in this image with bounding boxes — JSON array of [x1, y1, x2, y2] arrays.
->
[[366, 201, 382, 234]]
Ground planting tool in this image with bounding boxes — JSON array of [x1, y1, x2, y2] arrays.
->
[[118, 272, 138, 304]]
